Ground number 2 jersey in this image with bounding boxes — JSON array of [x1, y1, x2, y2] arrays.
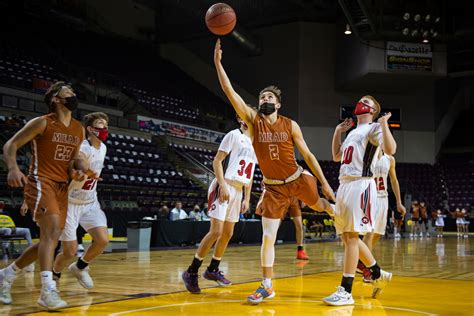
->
[[372, 154, 390, 197], [68, 140, 107, 204], [339, 122, 383, 182], [219, 129, 256, 186]]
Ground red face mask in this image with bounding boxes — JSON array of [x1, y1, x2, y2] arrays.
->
[[92, 127, 109, 141], [353, 101, 375, 116]]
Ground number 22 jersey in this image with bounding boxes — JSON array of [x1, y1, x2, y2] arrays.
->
[[219, 129, 256, 186], [68, 140, 107, 204], [339, 122, 383, 181]]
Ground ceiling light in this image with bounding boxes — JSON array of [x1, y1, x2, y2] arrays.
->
[[422, 39, 429, 43], [435, 17, 440, 23], [411, 29, 419, 37], [425, 14, 431, 22], [414, 14, 421, 22], [403, 13, 410, 20], [344, 24, 352, 35], [402, 28, 410, 36]]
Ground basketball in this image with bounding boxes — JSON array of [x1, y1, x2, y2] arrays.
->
[[205, 3, 237, 35]]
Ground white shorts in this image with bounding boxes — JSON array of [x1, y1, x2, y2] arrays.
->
[[207, 178, 243, 223], [334, 178, 376, 235], [456, 218, 466, 225], [60, 200, 107, 242], [372, 196, 388, 235]]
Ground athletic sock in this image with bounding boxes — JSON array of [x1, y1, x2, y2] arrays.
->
[[187, 255, 203, 274], [40, 271, 55, 290], [368, 262, 381, 280], [77, 257, 89, 270], [341, 274, 355, 293], [262, 278, 272, 288], [297, 246, 304, 251], [207, 257, 221, 272]]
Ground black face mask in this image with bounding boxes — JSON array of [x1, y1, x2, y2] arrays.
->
[[258, 102, 276, 115], [60, 96, 78, 111]]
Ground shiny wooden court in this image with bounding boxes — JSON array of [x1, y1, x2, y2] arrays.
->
[[1, 236, 473, 315]]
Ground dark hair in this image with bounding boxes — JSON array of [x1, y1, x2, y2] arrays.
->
[[259, 85, 282, 103]]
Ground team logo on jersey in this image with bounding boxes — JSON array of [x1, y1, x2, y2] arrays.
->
[[361, 217, 369, 224], [211, 204, 216, 211]]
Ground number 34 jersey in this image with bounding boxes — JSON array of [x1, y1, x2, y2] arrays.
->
[[339, 122, 383, 182], [68, 140, 107, 204], [219, 129, 256, 186]]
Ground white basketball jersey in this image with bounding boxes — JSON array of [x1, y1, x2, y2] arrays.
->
[[372, 154, 390, 197], [218, 129, 256, 186], [68, 140, 107, 204], [339, 122, 383, 181]]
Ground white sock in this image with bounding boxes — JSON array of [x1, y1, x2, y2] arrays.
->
[[194, 254, 204, 261], [40, 271, 55, 290], [212, 256, 222, 260], [262, 278, 272, 288], [5, 262, 20, 276]]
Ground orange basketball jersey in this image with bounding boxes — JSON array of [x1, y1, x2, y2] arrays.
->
[[252, 114, 298, 180], [29, 113, 84, 182]]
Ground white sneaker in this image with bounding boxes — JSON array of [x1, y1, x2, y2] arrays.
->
[[372, 270, 392, 298], [68, 263, 93, 289], [37, 287, 67, 310], [0, 269, 15, 305], [25, 263, 35, 273], [323, 286, 354, 306], [464, 234, 468, 238], [426, 233, 431, 238]]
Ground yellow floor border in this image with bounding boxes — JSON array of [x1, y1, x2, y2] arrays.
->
[[27, 272, 473, 316]]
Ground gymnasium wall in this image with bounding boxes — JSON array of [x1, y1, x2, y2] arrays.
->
[[168, 22, 451, 164]]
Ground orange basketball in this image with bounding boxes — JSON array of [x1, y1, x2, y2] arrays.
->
[[205, 3, 237, 35]]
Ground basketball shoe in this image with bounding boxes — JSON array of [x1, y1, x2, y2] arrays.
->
[[203, 269, 232, 286], [68, 263, 93, 289], [372, 269, 392, 298], [323, 286, 354, 306], [37, 284, 67, 310], [247, 283, 275, 304], [296, 249, 309, 260], [182, 271, 201, 294], [0, 269, 15, 305]]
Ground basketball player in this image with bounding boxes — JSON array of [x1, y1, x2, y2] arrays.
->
[[393, 202, 405, 239], [364, 151, 406, 249], [288, 198, 310, 260], [358, 151, 405, 282], [0, 82, 94, 310], [409, 200, 421, 238], [214, 39, 335, 304], [52, 112, 109, 289], [182, 115, 256, 294], [324, 96, 395, 306], [256, 188, 310, 260]]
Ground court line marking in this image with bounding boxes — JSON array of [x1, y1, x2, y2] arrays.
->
[[108, 299, 438, 316]]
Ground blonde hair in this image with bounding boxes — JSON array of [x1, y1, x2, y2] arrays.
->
[[362, 95, 381, 119]]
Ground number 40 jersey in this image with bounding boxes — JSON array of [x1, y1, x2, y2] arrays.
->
[[219, 129, 257, 186], [68, 140, 107, 204], [339, 122, 383, 182]]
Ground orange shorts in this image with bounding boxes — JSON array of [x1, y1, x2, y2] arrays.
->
[[24, 176, 69, 229], [288, 197, 302, 217], [256, 171, 319, 220]]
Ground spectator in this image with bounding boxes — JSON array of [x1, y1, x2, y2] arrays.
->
[[189, 204, 202, 221], [157, 205, 170, 220], [0, 201, 34, 271], [170, 201, 188, 221]]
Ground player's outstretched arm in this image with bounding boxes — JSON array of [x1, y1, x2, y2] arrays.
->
[[388, 155, 406, 216], [3, 117, 47, 187], [332, 118, 352, 162], [214, 38, 257, 126], [212, 150, 230, 203], [292, 121, 335, 201], [378, 113, 396, 155]]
